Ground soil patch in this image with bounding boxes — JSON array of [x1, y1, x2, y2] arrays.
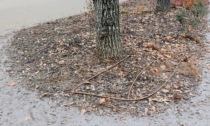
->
[[8, 0, 206, 116]]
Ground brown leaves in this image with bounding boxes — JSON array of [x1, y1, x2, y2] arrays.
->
[[145, 106, 157, 114], [206, 49, 210, 53], [173, 83, 181, 89], [99, 98, 106, 105], [144, 43, 159, 51], [80, 109, 87, 115], [178, 61, 200, 79], [9, 0, 204, 116], [83, 80, 91, 85], [162, 73, 169, 79], [160, 65, 166, 70], [152, 97, 170, 103], [7, 82, 16, 87], [165, 83, 171, 89], [24, 115, 31, 122], [134, 5, 146, 14], [118, 71, 125, 80], [56, 39, 65, 46], [207, 66, 210, 70], [150, 67, 159, 75], [171, 0, 208, 9], [57, 60, 65, 65], [173, 93, 182, 100]]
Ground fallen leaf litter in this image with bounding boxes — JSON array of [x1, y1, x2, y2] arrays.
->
[[8, 0, 206, 116]]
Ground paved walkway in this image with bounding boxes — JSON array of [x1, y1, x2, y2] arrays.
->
[[0, 0, 88, 34], [0, 0, 127, 34]]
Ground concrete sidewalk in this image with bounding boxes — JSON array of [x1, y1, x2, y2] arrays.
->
[[0, 0, 87, 34], [0, 0, 127, 34]]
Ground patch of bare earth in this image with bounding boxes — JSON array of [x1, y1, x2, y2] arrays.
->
[[8, 0, 206, 116]]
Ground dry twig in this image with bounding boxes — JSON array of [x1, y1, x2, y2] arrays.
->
[[127, 60, 155, 98], [74, 60, 182, 101], [70, 55, 131, 93]]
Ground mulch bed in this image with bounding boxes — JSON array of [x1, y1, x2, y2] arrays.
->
[[8, 0, 206, 116]]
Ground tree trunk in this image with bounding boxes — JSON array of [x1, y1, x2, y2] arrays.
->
[[93, 0, 122, 58], [156, 0, 171, 11]]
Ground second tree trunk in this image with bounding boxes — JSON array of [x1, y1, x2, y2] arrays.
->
[[157, 0, 171, 11]]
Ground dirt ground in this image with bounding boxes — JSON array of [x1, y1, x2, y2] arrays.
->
[[1, 34, 210, 125], [1, 1, 210, 126], [8, 0, 207, 116]]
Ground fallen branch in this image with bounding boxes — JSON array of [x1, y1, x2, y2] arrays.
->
[[71, 55, 131, 93], [127, 60, 155, 98], [88, 55, 131, 80], [74, 60, 182, 101]]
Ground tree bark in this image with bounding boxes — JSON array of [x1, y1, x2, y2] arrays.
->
[[156, 0, 171, 11], [93, 0, 122, 58]]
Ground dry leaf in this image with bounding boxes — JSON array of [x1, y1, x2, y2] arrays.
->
[[24, 116, 31, 121], [173, 93, 182, 100], [150, 67, 159, 74], [57, 40, 64, 46], [134, 5, 145, 14], [83, 80, 91, 85], [207, 66, 210, 70], [7, 82, 16, 87], [162, 73, 168, 79], [152, 97, 169, 103], [118, 71, 124, 80], [91, 85, 95, 91], [97, 80, 104, 84], [160, 65, 166, 70], [40, 93, 49, 98], [139, 29, 144, 32], [145, 43, 158, 50], [99, 98, 106, 105], [49, 112, 56, 116], [164, 54, 172, 59], [161, 89, 170, 93], [165, 36, 172, 40], [206, 49, 210, 53], [58, 60, 65, 64], [173, 83, 180, 89], [150, 106, 156, 112], [165, 83, 171, 89], [80, 109, 86, 115], [145, 108, 149, 114]]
